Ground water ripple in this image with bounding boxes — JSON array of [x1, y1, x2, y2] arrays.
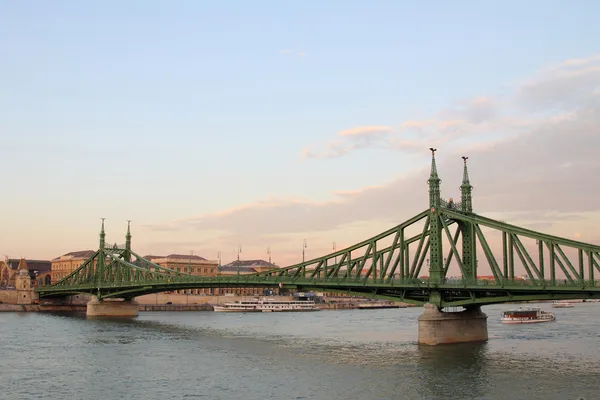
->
[[1, 303, 599, 399]]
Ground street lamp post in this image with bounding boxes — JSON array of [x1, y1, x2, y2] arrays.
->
[[333, 242, 337, 264], [217, 251, 221, 276], [302, 240, 307, 263]]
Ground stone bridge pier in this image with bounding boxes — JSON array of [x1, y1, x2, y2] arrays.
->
[[417, 303, 488, 345], [86, 297, 139, 317]]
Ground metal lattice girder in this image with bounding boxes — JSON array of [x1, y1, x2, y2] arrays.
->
[[440, 209, 600, 287], [254, 209, 432, 282]]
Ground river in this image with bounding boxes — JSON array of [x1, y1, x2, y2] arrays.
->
[[1, 302, 598, 400]]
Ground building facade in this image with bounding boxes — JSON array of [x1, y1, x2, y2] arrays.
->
[[0, 258, 52, 288], [144, 254, 219, 295], [218, 259, 280, 296], [51, 250, 96, 283]]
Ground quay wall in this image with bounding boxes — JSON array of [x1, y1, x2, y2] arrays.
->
[[2, 289, 416, 312], [0, 304, 87, 312], [0, 290, 18, 304]]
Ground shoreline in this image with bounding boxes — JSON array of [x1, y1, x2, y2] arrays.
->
[[2, 299, 597, 313], [0, 301, 414, 313]]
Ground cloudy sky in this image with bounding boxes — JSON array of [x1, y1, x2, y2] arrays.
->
[[1, 1, 599, 270]]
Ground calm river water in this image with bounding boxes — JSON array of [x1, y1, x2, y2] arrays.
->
[[1, 302, 599, 400]]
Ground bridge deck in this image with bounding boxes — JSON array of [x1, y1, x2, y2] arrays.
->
[[37, 276, 600, 307]]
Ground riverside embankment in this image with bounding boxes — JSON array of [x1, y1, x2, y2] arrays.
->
[[0, 290, 416, 312]]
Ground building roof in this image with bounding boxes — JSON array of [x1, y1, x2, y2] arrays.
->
[[143, 254, 207, 261], [219, 265, 257, 273], [222, 259, 278, 268], [52, 250, 96, 261], [3, 259, 52, 274]]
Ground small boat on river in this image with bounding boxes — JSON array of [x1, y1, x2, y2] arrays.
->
[[501, 306, 556, 324], [213, 298, 320, 313], [552, 301, 575, 308]]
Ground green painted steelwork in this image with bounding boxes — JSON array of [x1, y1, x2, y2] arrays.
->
[[427, 148, 443, 285], [460, 156, 472, 213], [36, 151, 600, 308]]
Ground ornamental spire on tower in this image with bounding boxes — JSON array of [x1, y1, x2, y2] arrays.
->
[[125, 220, 132, 262], [99, 218, 106, 249], [427, 148, 441, 208], [126, 220, 132, 248], [460, 156, 473, 212], [429, 147, 439, 180], [461, 156, 471, 185]]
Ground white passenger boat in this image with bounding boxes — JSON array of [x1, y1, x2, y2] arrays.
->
[[552, 301, 575, 308], [501, 306, 555, 324], [213, 298, 320, 313]]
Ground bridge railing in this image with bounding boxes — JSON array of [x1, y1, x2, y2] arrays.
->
[[394, 278, 598, 288], [37, 273, 598, 290], [165, 276, 597, 288]]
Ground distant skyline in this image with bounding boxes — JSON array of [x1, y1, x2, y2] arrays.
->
[[1, 1, 600, 274]]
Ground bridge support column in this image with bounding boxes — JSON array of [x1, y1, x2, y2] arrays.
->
[[86, 297, 139, 317], [418, 303, 488, 345]]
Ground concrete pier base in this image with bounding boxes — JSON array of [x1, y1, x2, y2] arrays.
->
[[86, 298, 139, 317], [418, 303, 488, 345]]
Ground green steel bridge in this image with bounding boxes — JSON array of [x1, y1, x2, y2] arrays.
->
[[36, 150, 600, 308]]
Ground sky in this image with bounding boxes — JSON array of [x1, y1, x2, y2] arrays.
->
[[1, 1, 600, 273]]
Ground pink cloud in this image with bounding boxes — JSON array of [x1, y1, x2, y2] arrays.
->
[[304, 55, 600, 161], [332, 185, 386, 197], [436, 119, 467, 129], [400, 120, 436, 130], [338, 125, 393, 137], [144, 54, 600, 268]]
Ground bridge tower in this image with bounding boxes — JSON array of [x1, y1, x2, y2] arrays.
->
[[459, 156, 476, 283], [427, 148, 444, 286], [125, 220, 132, 263], [460, 156, 472, 213], [97, 218, 107, 287], [418, 152, 488, 345], [99, 218, 106, 249], [86, 219, 139, 318]]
